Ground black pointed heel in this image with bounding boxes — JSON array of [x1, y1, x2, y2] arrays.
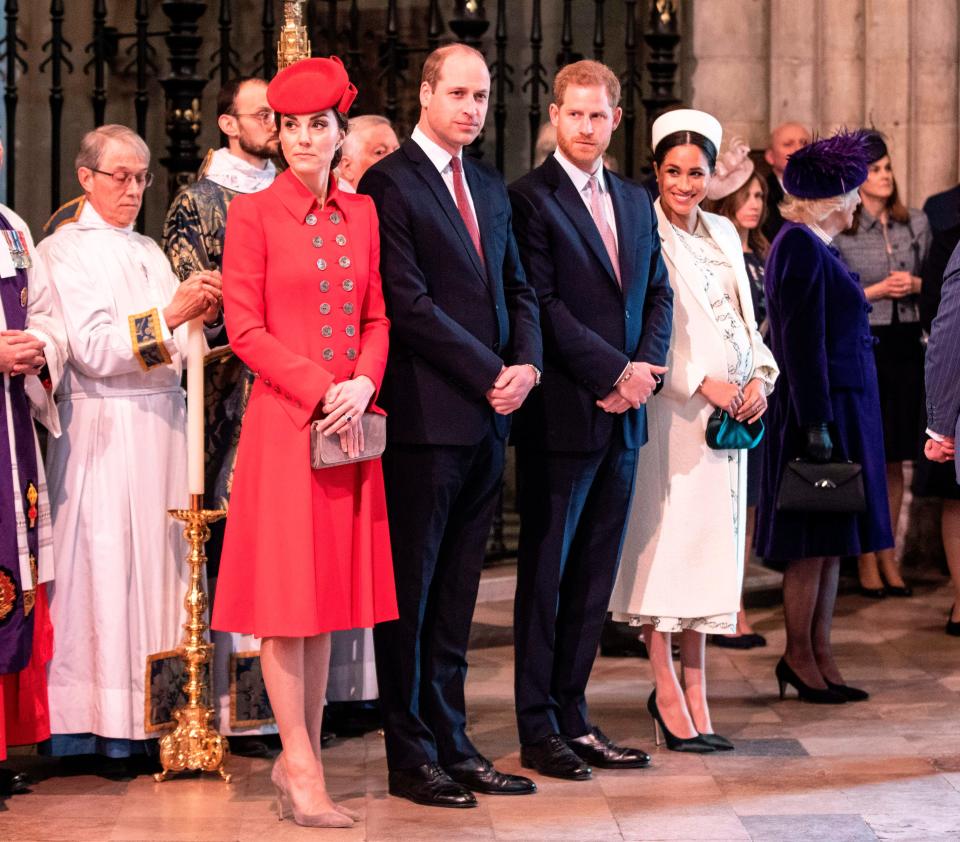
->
[[698, 732, 735, 751], [646, 691, 715, 753], [774, 658, 846, 704], [824, 680, 869, 702]]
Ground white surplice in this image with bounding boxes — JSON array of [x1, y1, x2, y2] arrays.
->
[[38, 202, 192, 741]]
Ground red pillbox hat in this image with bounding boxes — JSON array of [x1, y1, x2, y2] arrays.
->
[[267, 56, 358, 116]]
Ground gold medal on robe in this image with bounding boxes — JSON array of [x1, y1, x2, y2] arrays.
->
[[26, 481, 38, 529], [20, 287, 27, 308]]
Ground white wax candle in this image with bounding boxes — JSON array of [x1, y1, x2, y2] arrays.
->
[[186, 318, 205, 496]]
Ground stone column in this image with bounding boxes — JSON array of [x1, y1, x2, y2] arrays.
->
[[821, 0, 866, 132], [768, 0, 818, 135]]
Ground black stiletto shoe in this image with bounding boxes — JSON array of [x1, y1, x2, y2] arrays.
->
[[946, 606, 960, 637], [697, 733, 735, 751], [646, 691, 714, 753], [825, 681, 869, 702], [883, 584, 913, 598], [775, 658, 846, 704], [858, 585, 886, 599]]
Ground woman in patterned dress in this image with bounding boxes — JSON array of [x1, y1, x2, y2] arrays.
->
[[610, 111, 778, 751]]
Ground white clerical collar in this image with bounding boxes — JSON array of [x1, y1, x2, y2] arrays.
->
[[337, 176, 357, 194], [412, 125, 462, 175], [76, 199, 135, 234], [553, 148, 606, 195], [806, 222, 834, 246], [204, 147, 276, 194]]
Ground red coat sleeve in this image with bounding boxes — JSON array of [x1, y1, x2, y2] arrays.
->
[[353, 201, 390, 400], [222, 195, 335, 429]]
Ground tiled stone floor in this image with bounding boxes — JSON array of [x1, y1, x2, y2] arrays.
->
[[3, 579, 960, 841]]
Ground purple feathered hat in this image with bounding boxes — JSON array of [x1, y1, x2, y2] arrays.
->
[[782, 128, 870, 200]]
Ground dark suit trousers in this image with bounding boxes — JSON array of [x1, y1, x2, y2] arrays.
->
[[374, 428, 505, 771], [513, 434, 638, 745]]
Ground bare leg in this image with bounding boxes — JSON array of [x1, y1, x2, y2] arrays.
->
[[877, 462, 906, 587], [781, 557, 829, 688], [943, 500, 960, 622], [303, 633, 332, 760], [810, 557, 843, 684], [857, 551, 883, 590], [642, 625, 697, 739], [679, 630, 712, 734], [260, 636, 338, 815]]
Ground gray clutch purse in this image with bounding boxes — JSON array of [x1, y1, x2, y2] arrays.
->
[[310, 412, 387, 469]]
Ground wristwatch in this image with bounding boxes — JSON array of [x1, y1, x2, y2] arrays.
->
[[525, 364, 542, 386]]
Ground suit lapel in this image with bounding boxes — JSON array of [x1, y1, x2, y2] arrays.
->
[[404, 140, 486, 284], [547, 158, 620, 291], [607, 172, 636, 293], [464, 158, 495, 288]]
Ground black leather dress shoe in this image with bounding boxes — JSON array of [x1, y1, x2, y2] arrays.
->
[[388, 763, 478, 808], [445, 755, 536, 795], [0, 769, 31, 796], [567, 726, 651, 769], [520, 734, 592, 780]]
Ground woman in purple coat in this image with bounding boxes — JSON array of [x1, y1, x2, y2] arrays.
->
[[756, 130, 893, 704]]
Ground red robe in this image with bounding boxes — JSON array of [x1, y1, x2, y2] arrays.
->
[[211, 170, 397, 638]]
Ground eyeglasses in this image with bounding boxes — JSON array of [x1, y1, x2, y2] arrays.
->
[[90, 168, 154, 188], [233, 110, 276, 125]]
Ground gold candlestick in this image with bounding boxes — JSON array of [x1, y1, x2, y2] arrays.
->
[[278, 0, 312, 71], [155, 494, 231, 783]]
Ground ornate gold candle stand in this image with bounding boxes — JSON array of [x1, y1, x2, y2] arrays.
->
[[155, 495, 231, 783]]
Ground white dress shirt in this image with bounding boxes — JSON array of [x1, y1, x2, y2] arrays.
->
[[553, 148, 619, 249], [411, 125, 479, 225]]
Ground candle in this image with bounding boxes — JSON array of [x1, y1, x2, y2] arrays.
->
[[186, 317, 205, 496]]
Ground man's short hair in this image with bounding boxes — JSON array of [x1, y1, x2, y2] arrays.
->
[[553, 60, 621, 109], [342, 115, 394, 157], [75, 124, 150, 171], [420, 44, 487, 91], [217, 76, 264, 119]]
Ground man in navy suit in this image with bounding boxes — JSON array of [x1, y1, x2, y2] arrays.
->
[[508, 60, 673, 779], [359, 44, 543, 808]]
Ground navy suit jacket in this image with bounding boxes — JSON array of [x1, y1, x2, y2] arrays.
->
[[508, 156, 673, 452], [926, 243, 960, 480], [924, 184, 960, 235], [358, 139, 543, 446]]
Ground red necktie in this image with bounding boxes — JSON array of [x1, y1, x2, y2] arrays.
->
[[588, 175, 621, 286], [450, 156, 485, 266]]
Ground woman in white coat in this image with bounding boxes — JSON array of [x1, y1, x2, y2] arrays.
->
[[610, 111, 778, 751]]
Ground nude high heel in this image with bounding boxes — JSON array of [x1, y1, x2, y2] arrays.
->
[[271, 754, 353, 828]]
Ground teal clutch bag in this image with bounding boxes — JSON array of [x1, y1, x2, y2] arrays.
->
[[705, 409, 765, 450]]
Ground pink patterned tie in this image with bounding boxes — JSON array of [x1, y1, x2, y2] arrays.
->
[[588, 175, 620, 286], [450, 156, 485, 266]]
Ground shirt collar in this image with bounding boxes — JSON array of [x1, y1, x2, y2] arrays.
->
[[858, 206, 882, 231], [204, 147, 276, 194], [75, 199, 135, 234], [806, 222, 834, 246], [412, 125, 462, 174], [553, 148, 605, 195]]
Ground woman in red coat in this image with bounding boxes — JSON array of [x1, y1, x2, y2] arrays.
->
[[212, 57, 397, 827]]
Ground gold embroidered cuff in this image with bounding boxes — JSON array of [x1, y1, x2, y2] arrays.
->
[[129, 308, 173, 371]]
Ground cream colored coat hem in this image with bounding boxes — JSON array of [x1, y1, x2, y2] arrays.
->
[[609, 201, 778, 622]]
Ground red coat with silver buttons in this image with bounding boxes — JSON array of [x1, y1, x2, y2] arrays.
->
[[212, 169, 398, 637]]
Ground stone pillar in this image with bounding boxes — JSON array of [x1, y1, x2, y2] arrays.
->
[[768, 0, 818, 135], [821, 0, 866, 132]]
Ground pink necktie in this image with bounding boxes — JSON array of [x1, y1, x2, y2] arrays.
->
[[588, 175, 620, 285], [450, 156, 485, 266]]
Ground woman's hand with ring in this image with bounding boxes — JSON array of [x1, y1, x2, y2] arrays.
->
[[317, 376, 376, 436], [734, 378, 768, 423]]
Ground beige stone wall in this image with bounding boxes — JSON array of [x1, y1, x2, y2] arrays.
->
[[686, 0, 959, 208]]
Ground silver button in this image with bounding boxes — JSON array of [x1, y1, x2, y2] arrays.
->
[[319, 281, 330, 292], [339, 256, 351, 268], [317, 258, 327, 271], [305, 213, 317, 226], [335, 234, 347, 246], [330, 211, 341, 224], [319, 303, 331, 315], [346, 348, 357, 360], [321, 326, 333, 338], [322, 348, 334, 361], [343, 302, 355, 315], [313, 236, 323, 248], [342, 279, 354, 292], [345, 325, 356, 337]]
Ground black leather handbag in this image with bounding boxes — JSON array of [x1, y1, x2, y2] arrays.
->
[[705, 409, 765, 451], [776, 459, 867, 514]]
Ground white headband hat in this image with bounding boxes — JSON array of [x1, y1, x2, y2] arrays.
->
[[651, 109, 723, 155]]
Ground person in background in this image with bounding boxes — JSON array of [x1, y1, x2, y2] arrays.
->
[[336, 115, 400, 193], [611, 110, 778, 752], [756, 130, 892, 705], [162, 75, 279, 753], [762, 122, 811, 242], [835, 131, 929, 599], [702, 137, 771, 650], [0, 137, 67, 796]]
